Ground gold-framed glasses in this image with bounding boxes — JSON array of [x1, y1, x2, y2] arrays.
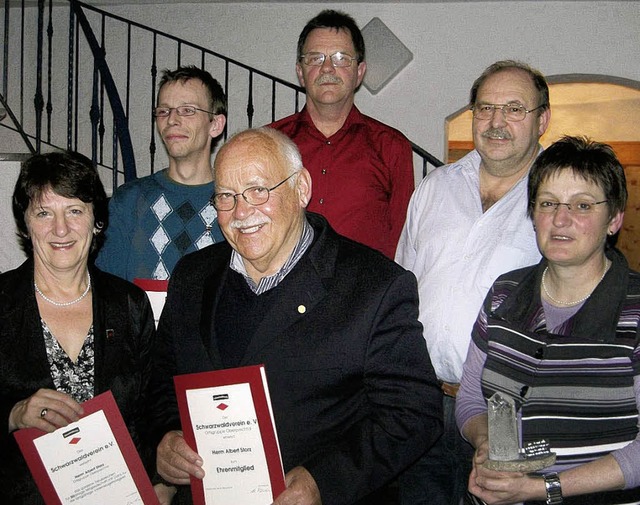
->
[[153, 105, 215, 117], [471, 103, 546, 122], [534, 199, 608, 214], [211, 173, 298, 211], [299, 52, 357, 68]]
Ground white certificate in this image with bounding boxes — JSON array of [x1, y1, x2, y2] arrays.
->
[[175, 365, 285, 505], [14, 391, 159, 505], [133, 279, 168, 328], [188, 383, 271, 503]]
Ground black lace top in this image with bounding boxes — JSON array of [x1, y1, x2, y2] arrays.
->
[[41, 319, 95, 402]]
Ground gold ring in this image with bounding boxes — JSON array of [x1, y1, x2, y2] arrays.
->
[[40, 408, 48, 418]]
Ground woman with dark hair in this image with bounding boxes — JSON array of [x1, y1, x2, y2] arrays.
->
[[1, 151, 156, 503], [456, 136, 640, 504]]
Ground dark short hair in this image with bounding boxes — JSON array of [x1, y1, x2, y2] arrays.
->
[[527, 136, 628, 221], [297, 10, 365, 63], [158, 65, 227, 116], [12, 151, 109, 256], [469, 60, 549, 114]]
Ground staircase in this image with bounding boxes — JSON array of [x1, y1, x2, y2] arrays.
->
[[1, 0, 442, 191]]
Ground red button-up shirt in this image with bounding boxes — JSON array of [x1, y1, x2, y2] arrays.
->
[[271, 106, 414, 258]]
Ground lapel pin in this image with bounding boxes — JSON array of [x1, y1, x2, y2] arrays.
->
[[297, 305, 306, 314], [106, 329, 115, 340]]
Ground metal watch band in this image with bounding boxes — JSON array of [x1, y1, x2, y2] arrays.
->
[[544, 472, 563, 505]]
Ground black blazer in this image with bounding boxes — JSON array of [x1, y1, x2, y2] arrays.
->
[[150, 213, 443, 505], [0, 260, 156, 504]]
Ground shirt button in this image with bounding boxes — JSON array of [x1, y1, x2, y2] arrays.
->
[[326, 141, 331, 145], [319, 198, 324, 204], [322, 169, 327, 175]]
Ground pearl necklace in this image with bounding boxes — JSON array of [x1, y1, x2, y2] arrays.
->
[[34, 274, 91, 307], [541, 261, 609, 307]]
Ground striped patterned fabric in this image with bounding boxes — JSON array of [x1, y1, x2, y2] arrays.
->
[[472, 248, 640, 504]]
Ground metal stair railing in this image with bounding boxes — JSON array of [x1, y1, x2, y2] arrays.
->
[[0, 0, 442, 194]]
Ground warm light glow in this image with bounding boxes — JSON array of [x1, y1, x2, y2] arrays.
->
[[447, 81, 640, 146], [445, 79, 640, 271]]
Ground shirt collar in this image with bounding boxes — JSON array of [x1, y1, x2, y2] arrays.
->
[[298, 105, 364, 132], [230, 217, 314, 294]]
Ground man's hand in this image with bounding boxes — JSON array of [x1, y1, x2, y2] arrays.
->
[[153, 483, 177, 505], [272, 466, 321, 505], [156, 430, 204, 485]]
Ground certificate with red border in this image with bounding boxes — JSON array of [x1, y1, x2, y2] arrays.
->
[[174, 365, 285, 505], [14, 391, 158, 505], [133, 279, 169, 328]]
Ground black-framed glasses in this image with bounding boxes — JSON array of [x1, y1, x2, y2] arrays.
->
[[534, 199, 608, 214], [470, 103, 546, 122], [153, 105, 215, 117], [211, 173, 298, 211], [299, 52, 357, 68]]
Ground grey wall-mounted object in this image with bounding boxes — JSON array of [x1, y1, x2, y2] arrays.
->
[[361, 17, 413, 95]]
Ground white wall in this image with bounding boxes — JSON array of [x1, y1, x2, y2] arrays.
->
[[1, 1, 639, 181], [98, 1, 640, 164], [0, 1, 638, 269]]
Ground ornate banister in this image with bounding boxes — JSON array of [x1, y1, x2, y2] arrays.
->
[[70, 0, 137, 181], [0, 0, 443, 194]]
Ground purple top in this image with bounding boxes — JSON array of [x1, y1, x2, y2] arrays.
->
[[457, 336, 640, 489]]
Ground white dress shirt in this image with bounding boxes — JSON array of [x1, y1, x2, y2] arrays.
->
[[396, 149, 541, 383]]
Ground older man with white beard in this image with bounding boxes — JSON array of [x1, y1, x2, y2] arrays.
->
[[149, 127, 442, 505], [395, 60, 551, 505]]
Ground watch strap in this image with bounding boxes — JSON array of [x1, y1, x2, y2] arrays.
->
[[544, 472, 563, 505]]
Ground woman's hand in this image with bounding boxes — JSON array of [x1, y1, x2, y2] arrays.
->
[[8, 388, 83, 433], [467, 440, 544, 505]]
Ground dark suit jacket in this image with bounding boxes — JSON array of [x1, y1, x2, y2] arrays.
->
[[0, 260, 156, 504], [150, 213, 443, 505]]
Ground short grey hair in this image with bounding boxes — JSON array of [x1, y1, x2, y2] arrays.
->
[[214, 127, 304, 186]]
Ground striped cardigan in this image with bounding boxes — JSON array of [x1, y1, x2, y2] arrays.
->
[[472, 248, 640, 504]]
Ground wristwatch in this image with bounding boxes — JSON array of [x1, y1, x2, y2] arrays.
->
[[543, 472, 563, 505]]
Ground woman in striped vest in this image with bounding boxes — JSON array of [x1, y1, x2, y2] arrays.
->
[[456, 136, 640, 505]]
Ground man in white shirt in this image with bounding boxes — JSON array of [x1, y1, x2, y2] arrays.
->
[[395, 60, 551, 505]]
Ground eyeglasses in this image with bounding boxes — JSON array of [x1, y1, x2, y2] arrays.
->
[[153, 105, 215, 117], [211, 173, 298, 211], [299, 52, 357, 68], [471, 103, 546, 122], [534, 199, 608, 214]]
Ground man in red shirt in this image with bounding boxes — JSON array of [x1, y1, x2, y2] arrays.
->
[[270, 10, 414, 259]]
